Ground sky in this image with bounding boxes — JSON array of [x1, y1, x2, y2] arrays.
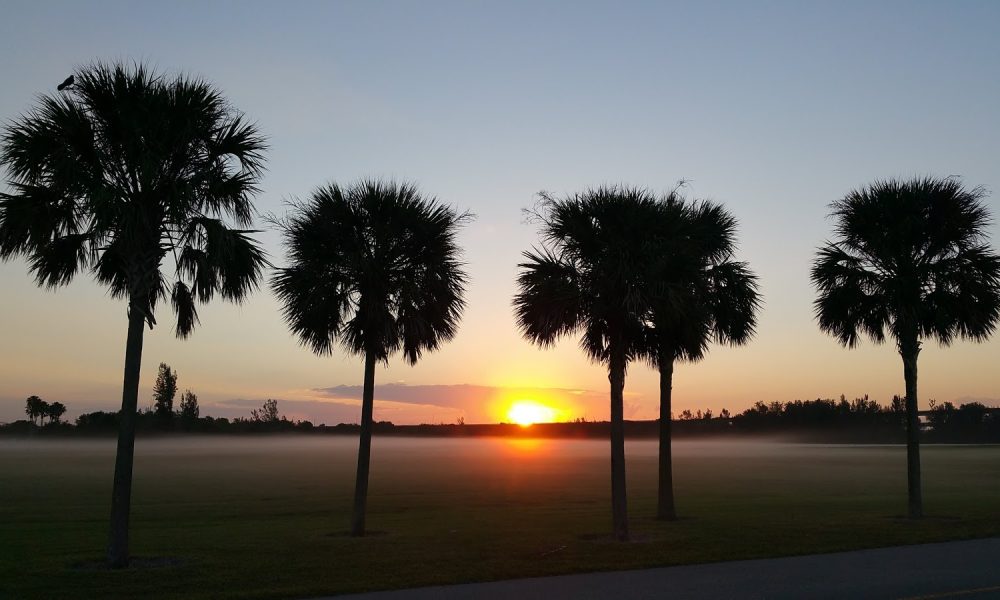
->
[[1, 0, 999, 425]]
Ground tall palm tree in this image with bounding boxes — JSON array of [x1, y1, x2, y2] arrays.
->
[[272, 179, 468, 537], [514, 186, 671, 541], [812, 177, 1000, 518], [645, 195, 760, 520], [0, 62, 268, 566]]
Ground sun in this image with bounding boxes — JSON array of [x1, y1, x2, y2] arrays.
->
[[507, 401, 557, 427]]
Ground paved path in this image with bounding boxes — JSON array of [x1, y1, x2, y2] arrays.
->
[[324, 537, 1000, 600]]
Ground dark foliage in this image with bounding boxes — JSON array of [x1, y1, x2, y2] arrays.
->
[[152, 363, 178, 420], [812, 177, 1000, 349], [179, 390, 199, 424], [271, 179, 469, 364], [643, 192, 761, 366], [250, 398, 280, 423], [0, 61, 269, 332]]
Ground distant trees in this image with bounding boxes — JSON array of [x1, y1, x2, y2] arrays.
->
[[737, 395, 902, 430], [927, 402, 997, 441], [15, 370, 200, 432], [179, 390, 200, 423], [75, 411, 120, 431], [0, 61, 268, 567], [4, 393, 996, 443], [152, 363, 178, 421], [46, 402, 67, 424], [153, 365, 202, 429], [24, 396, 48, 426], [812, 177, 1000, 518], [251, 399, 280, 423], [272, 179, 469, 537], [21, 396, 66, 427]]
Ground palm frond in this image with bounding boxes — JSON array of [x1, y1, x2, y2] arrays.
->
[[513, 249, 583, 348], [707, 260, 761, 346], [28, 232, 93, 288], [515, 185, 667, 365], [271, 179, 469, 363], [171, 280, 200, 338], [641, 191, 760, 367], [0, 61, 268, 338], [813, 176, 1000, 349]]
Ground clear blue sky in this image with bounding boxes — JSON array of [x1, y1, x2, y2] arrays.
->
[[1, 1, 999, 424]]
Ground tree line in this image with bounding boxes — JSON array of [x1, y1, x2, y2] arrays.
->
[[5, 365, 301, 434], [2, 61, 998, 564], [12, 393, 998, 444]]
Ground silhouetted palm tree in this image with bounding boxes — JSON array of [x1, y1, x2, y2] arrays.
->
[[272, 179, 468, 537], [645, 195, 760, 520], [24, 395, 46, 426], [812, 177, 1000, 518], [514, 186, 670, 541], [0, 62, 267, 566]]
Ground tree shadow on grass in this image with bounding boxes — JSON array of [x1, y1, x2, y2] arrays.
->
[[71, 557, 186, 571], [324, 530, 390, 538], [882, 515, 963, 525], [578, 532, 655, 543]]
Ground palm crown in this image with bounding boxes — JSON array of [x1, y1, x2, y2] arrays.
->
[[644, 195, 760, 365], [812, 177, 1000, 350], [0, 62, 268, 334], [514, 186, 675, 363], [271, 179, 469, 363]]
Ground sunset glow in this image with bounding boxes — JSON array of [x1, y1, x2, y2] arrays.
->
[[1, 3, 999, 430], [507, 401, 557, 426]]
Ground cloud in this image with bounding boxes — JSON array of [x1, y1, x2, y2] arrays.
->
[[206, 393, 476, 425], [212, 383, 623, 424], [313, 383, 585, 407], [320, 382, 610, 410]]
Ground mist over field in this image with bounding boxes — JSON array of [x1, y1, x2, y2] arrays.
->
[[5, 436, 997, 525]]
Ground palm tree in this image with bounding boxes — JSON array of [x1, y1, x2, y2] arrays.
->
[[272, 179, 469, 537], [24, 395, 46, 426], [812, 177, 1000, 518], [47, 401, 68, 424], [645, 195, 760, 520], [514, 186, 670, 541], [0, 62, 267, 566]]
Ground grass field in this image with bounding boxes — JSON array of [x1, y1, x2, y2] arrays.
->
[[2, 436, 1000, 599]]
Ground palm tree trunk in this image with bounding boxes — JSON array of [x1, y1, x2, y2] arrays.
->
[[350, 351, 377, 536], [107, 300, 147, 568], [901, 344, 923, 519], [657, 356, 677, 520], [609, 348, 629, 541]]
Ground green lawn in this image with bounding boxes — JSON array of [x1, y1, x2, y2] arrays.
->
[[2, 437, 999, 599]]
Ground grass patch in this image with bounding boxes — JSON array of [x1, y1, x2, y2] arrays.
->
[[2, 437, 999, 599]]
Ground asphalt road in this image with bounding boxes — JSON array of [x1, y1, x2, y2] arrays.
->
[[324, 537, 1000, 600]]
